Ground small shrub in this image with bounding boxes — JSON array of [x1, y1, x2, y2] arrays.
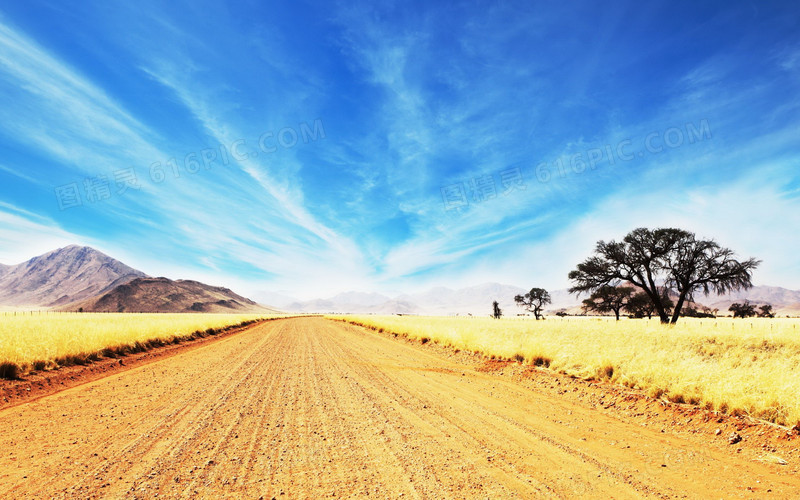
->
[[74, 354, 91, 366], [531, 355, 551, 367], [0, 362, 20, 380], [597, 364, 614, 380], [669, 393, 685, 404]]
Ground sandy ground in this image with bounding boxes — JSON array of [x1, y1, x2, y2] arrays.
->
[[0, 317, 798, 498]]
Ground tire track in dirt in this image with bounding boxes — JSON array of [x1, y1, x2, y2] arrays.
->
[[0, 317, 798, 498], [318, 322, 639, 498], [109, 325, 287, 497], [313, 322, 550, 497]]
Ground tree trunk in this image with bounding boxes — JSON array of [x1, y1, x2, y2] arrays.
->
[[642, 272, 669, 323], [670, 293, 688, 324], [641, 286, 669, 323]]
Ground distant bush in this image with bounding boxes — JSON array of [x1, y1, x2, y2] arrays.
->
[[0, 361, 20, 380], [729, 301, 757, 319], [681, 307, 715, 318]]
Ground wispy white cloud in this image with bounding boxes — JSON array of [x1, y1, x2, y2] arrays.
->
[[334, 9, 438, 202], [0, 204, 86, 264], [0, 163, 41, 185], [138, 63, 369, 280], [0, 18, 163, 173]]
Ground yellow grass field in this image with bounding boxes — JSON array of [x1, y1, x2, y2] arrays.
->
[[335, 315, 800, 427], [0, 312, 283, 377]]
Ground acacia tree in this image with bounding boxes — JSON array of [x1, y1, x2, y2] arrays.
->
[[581, 286, 634, 320], [729, 301, 757, 318], [515, 288, 551, 320], [492, 300, 502, 319], [759, 304, 775, 318], [569, 228, 759, 324]]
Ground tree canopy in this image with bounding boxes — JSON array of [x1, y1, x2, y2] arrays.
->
[[729, 301, 757, 318], [758, 304, 775, 318]]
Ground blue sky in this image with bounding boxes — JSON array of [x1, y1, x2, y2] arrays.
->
[[0, 1, 798, 299]]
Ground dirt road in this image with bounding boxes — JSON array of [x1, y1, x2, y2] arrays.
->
[[1, 317, 798, 498]]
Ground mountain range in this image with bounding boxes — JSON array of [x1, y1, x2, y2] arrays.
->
[[254, 285, 601, 316], [0, 246, 274, 313], [257, 284, 800, 317]]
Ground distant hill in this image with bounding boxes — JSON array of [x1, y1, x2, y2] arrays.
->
[[368, 299, 419, 315], [286, 291, 395, 314], [704, 286, 800, 317], [285, 283, 528, 315], [398, 283, 528, 315], [251, 290, 299, 309], [277, 282, 800, 316], [0, 245, 146, 307], [65, 277, 276, 313]]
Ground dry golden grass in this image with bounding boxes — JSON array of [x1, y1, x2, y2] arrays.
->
[[335, 315, 800, 426], [0, 312, 284, 378]]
